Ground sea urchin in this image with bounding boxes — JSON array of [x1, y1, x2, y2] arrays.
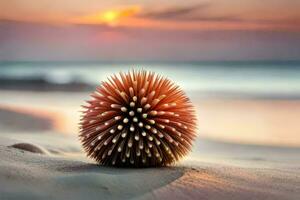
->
[[79, 70, 197, 167]]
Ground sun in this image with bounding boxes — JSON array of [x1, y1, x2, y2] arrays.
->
[[78, 6, 140, 27], [101, 10, 120, 26]]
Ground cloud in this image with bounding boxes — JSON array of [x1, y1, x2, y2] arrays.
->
[[140, 4, 208, 19], [139, 4, 240, 22], [138, 4, 300, 25]]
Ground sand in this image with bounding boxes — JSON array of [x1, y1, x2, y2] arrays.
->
[[1, 137, 299, 200], [141, 166, 300, 200], [0, 143, 182, 200], [0, 91, 300, 200]]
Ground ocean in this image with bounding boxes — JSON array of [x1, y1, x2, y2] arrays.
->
[[1, 61, 300, 99]]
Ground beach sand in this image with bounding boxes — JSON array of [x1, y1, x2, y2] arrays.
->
[[1, 134, 299, 200], [0, 91, 300, 200]]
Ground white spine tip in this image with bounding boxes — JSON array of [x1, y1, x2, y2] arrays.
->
[[130, 102, 135, 107], [133, 117, 138, 122], [129, 111, 135, 116], [123, 118, 129, 123], [142, 131, 146, 136], [109, 129, 115, 134], [114, 116, 121, 120], [149, 119, 155, 124], [138, 122, 143, 127], [145, 125, 151, 130], [137, 108, 142, 113], [133, 96, 137, 101], [141, 97, 147, 104], [117, 125, 123, 130], [130, 126, 135, 132], [144, 104, 151, 110], [121, 107, 127, 112], [134, 135, 139, 141], [142, 113, 148, 118]]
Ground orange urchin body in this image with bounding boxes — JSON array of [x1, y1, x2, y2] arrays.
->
[[79, 70, 197, 167]]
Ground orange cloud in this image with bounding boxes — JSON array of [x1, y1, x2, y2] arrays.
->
[[72, 4, 300, 32], [76, 6, 140, 26]]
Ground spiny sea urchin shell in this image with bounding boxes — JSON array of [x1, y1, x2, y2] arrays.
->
[[79, 70, 197, 167]]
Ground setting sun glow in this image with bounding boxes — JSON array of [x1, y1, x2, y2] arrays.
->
[[101, 11, 119, 25], [78, 6, 140, 26]]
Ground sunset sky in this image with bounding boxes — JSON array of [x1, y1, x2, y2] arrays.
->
[[0, 0, 300, 61]]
